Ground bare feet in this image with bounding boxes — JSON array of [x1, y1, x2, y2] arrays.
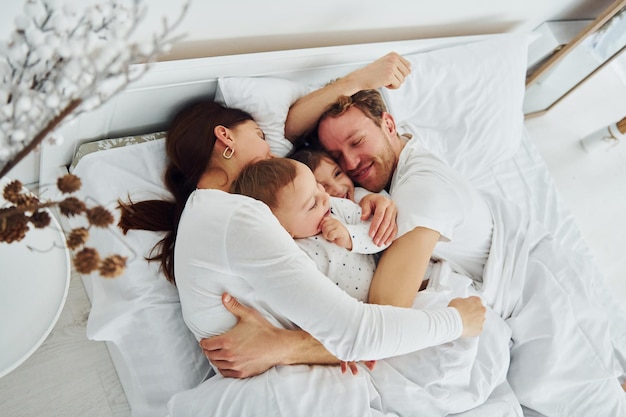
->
[[622, 381, 626, 392]]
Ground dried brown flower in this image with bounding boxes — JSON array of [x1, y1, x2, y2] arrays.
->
[[87, 206, 114, 228], [2, 180, 32, 207], [57, 174, 82, 194], [73, 247, 100, 274], [99, 254, 127, 278], [3, 179, 22, 195], [14, 194, 40, 208], [59, 197, 86, 217], [30, 210, 51, 228], [67, 227, 89, 250], [0, 209, 29, 243]]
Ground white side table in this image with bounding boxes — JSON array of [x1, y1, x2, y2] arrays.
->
[[0, 178, 71, 378]]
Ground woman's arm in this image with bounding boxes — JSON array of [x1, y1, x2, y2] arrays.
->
[[284, 52, 411, 141], [368, 226, 440, 308]]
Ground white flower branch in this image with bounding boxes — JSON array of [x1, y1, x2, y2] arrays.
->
[[0, 0, 189, 178]]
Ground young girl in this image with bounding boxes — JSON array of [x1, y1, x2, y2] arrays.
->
[[290, 148, 379, 203]]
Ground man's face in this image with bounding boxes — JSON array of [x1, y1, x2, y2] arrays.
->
[[317, 106, 397, 192]]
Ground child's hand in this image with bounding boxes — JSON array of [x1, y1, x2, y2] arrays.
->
[[359, 194, 398, 246], [321, 217, 352, 250]]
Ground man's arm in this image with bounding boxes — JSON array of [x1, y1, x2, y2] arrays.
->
[[368, 227, 440, 308], [200, 293, 339, 378], [284, 52, 411, 141]]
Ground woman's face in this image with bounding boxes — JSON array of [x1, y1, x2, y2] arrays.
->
[[313, 157, 355, 201], [273, 161, 331, 239], [231, 120, 271, 165]]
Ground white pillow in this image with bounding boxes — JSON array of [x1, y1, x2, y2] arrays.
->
[[70, 139, 211, 417], [383, 33, 529, 179], [215, 33, 529, 178], [215, 76, 315, 157]]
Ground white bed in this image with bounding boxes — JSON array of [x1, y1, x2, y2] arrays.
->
[[40, 33, 626, 417]]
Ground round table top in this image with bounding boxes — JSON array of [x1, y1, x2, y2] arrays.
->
[[0, 178, 70, 378]]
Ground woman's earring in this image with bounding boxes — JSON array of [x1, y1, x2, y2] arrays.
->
[[222, 147, 235, 159]]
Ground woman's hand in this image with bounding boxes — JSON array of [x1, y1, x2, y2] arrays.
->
[[448, 296, 486, 338], [359, 193, 398, 246]]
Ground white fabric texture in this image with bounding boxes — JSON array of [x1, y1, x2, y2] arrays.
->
[[174, 189, 463, 363], [389, 139, 626, 416], [383, 34, 528, 180]]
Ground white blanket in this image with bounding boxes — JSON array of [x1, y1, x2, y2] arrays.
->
[[479, 192, 626, 416], [168, 262, 522, 417], [167, 192, 626, 417]]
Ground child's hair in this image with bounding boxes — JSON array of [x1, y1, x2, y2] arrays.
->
[[289, 148, 334, 172], [230, 158, 298, 209]]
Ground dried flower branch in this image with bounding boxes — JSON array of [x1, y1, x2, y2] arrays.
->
[[0, 0, 189, 279], [1, 175, 127, 278]]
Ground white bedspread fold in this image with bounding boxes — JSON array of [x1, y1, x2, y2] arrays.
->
[[478, 192, 626, 417]]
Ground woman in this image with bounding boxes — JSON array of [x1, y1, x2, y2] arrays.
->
[[118, 99, 488, 416]]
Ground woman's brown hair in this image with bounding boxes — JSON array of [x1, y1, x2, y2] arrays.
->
[[117, 101, 254, 284], [230, 158, 297, 210]]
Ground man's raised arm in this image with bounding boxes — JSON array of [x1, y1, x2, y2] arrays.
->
[[284, 52, 411, 141]]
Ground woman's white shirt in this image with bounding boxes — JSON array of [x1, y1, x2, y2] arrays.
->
[[174, 189, 463, 364]]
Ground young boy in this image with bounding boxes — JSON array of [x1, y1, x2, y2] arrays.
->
[[231, 157, 389, 302]]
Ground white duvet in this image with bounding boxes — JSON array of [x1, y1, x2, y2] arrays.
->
[[168, 260, 521, 417], [168, 190, 626, 417], [479, 192, 626, 416]]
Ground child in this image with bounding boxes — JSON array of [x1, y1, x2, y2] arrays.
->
[[290, 148, 381, 203], [231, 157, 389, 302], [290, 148, 434, 285]]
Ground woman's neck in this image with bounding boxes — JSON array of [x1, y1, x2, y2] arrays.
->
[[197, 167, 233, 191]]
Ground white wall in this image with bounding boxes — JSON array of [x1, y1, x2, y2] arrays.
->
[[0, 0, 616, 60]]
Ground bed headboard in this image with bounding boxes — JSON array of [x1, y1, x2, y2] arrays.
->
[[39, 34, 488, 186]]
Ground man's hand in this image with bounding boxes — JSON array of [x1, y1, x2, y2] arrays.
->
[[200, 293, 342, 378], [346, 52, 412, 91], [359, 193, 398, 246], [340, 360, 377, 375], [448, 296, 486, 338], [321, 217, 352, 250], [200, 293, 287, 378]]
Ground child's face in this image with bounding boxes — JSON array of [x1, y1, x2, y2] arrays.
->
[[313, 157, 355, 201], [273, 161, 331, 239]]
